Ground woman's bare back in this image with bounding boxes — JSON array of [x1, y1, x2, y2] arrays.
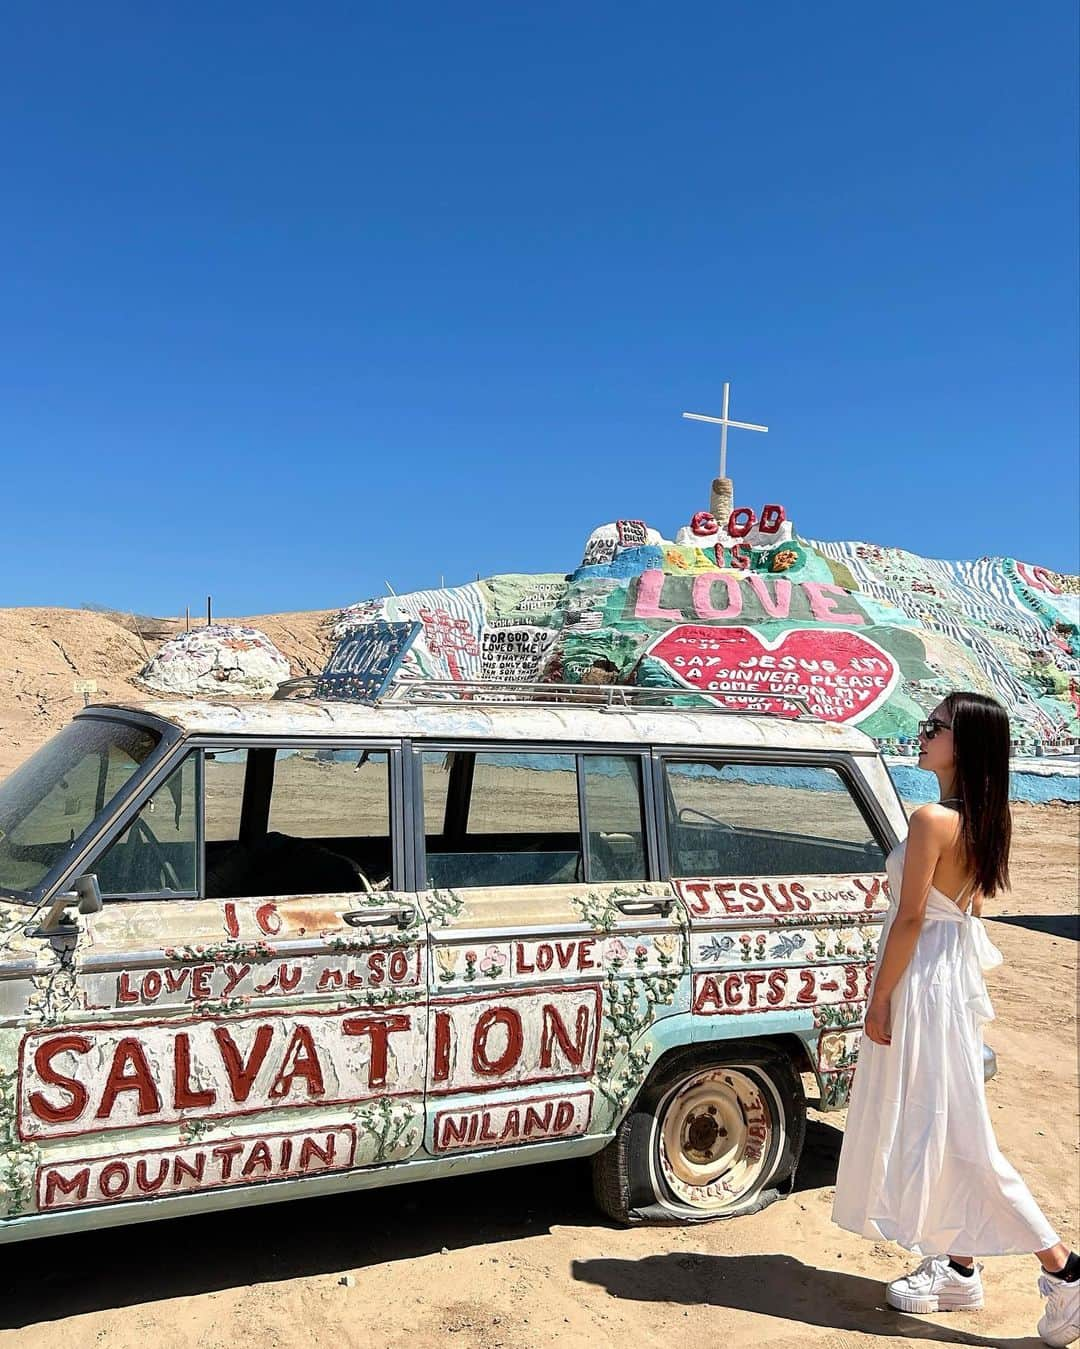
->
[[925, 803, 979, 913]]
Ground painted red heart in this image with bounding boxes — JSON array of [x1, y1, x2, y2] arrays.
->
[[645, 625, 899, 723]]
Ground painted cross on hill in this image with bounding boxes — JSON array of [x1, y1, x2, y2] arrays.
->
[[682, 382, 768, 479]]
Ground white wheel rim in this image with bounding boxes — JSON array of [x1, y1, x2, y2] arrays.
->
[[655, 1068, 776, 1211]]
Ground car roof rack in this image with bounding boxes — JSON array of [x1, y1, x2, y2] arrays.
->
[[273, 676, 818, 719]]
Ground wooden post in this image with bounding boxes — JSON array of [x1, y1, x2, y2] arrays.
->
[[710, 476, 734, 522]]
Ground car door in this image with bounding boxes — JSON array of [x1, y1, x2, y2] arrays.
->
[[659, 753, 891, 1108], [21, 737, 430, 1224], [411, 743, 689, 1156]]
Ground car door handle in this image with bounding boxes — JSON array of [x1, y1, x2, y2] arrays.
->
[[613, 897, 675, 917], [343, 906, 416, 929]]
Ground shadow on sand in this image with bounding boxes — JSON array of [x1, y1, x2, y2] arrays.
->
[[0, 1119, 848, 1330], [794, 1116, 845, 1192], [572, 1252, 1044, 1348], [988, 913, 1078, 941], [0, 1157, 600, 1330]]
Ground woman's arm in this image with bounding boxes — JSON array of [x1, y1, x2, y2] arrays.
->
[[863, 807, 948, 1045]]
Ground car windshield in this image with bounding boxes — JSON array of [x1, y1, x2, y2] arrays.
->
[[0, 718, 161, 897]]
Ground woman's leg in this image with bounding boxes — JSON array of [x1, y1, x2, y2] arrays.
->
[[1035, 1245, 1080, 1348], [1039, 1243, 1073, 1274], [947, 1242, 1074, 1277]]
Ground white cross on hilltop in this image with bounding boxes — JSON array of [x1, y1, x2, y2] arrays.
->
[[682, 382, 768, 479]]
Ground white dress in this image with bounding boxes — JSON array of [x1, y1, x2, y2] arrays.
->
[[832, 840, 1060, 1257]]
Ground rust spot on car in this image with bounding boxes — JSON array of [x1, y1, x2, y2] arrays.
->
[[275, 900, 343, 934]]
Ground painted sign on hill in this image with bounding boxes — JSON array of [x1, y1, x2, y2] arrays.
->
[[316, 620, 420, 702]]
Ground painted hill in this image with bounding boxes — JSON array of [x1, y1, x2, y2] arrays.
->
[[326, 510, 1079, 752]]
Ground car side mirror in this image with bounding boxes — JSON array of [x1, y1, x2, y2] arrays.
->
[[31, 873, 103, 937], [73, 873, 104, 914]]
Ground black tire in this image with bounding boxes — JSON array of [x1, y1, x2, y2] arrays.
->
[[592, 1044, 805, 1224]]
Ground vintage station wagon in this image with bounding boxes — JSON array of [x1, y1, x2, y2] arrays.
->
[[0, 682, 909, 1242]]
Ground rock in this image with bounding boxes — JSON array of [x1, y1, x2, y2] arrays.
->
[[139, 625, 290, 698]]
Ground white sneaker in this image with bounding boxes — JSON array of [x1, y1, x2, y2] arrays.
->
[[1038, 1271, 1080, 1347], [886, 1256, 985, 1313]]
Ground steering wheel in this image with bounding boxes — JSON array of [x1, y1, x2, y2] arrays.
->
[[351, 863, 374, 893], [349, 863, 390, 893], [677, 805, 736, 832], [129, 815, 182, 891]]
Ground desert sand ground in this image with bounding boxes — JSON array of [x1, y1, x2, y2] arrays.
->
[[0, 608, 1077, 1348]]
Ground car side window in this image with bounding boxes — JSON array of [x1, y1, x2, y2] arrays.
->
[[421, 749, 648, 888], [582, 754, 647, 882], [204, 748, 248, 846], [0, 720, 161, 893], [204, 746, 394, 899], [664, 759, 885, 878], [94, 754, 198, 897], [267, 747, 391, 891], [423, 750, 580, 888]]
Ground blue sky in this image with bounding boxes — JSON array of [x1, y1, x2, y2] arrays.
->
[[2, 2, 1076, 616]]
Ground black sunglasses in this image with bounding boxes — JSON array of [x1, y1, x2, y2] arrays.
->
[[918, 717, 952, 740]]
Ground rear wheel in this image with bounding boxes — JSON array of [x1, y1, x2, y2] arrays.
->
[[592, 1047, 805, 1223]]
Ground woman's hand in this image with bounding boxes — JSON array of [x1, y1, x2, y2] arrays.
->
[[864, 996, 892, 1046]]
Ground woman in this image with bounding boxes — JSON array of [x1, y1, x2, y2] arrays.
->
[[832, 691, 1078, 1345]]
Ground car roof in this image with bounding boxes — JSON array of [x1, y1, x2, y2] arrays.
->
[[84, 697, 882, 754]]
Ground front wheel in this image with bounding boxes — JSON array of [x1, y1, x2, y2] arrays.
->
[[592, 1047, 805, 1223]]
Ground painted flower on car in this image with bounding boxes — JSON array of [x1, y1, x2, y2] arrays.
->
[[479, 945, 505, 978], [604, 938, 629, 969]]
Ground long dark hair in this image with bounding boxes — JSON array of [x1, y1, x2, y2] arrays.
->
[[942, 690, 1012, 897]]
